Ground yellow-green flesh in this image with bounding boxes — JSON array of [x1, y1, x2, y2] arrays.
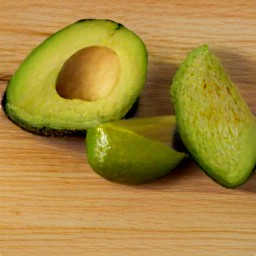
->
[[171, 45, 256, 187]]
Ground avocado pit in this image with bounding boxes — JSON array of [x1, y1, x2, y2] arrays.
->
[[56, 45, 120, 101]]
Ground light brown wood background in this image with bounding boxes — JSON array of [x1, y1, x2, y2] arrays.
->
[[0, 1, 256, 255]]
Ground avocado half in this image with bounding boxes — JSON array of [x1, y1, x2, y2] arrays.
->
[[171, 45, 256, 188], [3, 19, 148, 136]]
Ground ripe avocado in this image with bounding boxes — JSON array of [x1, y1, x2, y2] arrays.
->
[[3, 19, 148, 136], [86, 116, 187, 184], [171, 45, 256, 188]]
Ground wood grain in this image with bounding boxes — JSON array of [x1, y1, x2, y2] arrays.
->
[[0, 1, 256, 255]]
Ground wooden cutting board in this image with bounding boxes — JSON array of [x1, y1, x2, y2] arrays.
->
[[1, 1, 255, 255]]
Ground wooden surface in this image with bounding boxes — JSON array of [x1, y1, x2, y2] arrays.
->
[[1, 1, 256, 255]]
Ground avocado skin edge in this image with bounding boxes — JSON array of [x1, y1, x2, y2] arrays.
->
[[76, 19, 123, 30], [1, 91, 140, 137], [1, 91, 84, 136]]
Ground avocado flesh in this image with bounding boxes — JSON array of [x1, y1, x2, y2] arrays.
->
[[171, 45, 256, 188], [86, 116, 187, 184], [3, 19, 147, 135]]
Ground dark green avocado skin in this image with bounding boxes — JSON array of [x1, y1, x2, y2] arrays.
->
[[2, 91, 139, 137], [77, 19, 123, 30], [2, 91, 79, 136]]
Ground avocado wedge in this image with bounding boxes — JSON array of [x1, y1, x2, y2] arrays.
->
[[3, 19, 147, 136], [171, 45, 256, 188], [86, 116, 187, 184]]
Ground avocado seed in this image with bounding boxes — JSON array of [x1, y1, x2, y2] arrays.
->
[[56, 46, 120, 101]]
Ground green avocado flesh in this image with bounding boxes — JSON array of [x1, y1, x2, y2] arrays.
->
[[171, 45, 256, 188], [3, 19, 148, 135], [86, 116, 187, 184]]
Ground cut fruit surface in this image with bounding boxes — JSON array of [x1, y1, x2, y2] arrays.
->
[[171, 45, 256, 188], [3, 19, 147, 136]]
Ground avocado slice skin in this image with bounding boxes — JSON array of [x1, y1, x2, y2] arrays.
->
[[86, 116, 187, 184], [171, 45, 256, 188], [3, 19, 147, 136]]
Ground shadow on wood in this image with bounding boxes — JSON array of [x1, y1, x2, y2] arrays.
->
[[136, 60, 178, 117], [214, 48, 256, 114]]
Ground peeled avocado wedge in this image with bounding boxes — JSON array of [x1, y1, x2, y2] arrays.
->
[[3, 19, 148, 136], [171, 45, 256, 188], [86, 116, 187, 184]]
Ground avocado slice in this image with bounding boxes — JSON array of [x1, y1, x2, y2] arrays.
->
[[171, 45, 256, 188], [86, 116, 187, 184], [3, 19, 148, 136]]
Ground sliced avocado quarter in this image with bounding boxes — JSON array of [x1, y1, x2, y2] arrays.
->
[[3, 19, 148, 136], [86, 116, 187, 184], [171, 45, 256, 188]]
